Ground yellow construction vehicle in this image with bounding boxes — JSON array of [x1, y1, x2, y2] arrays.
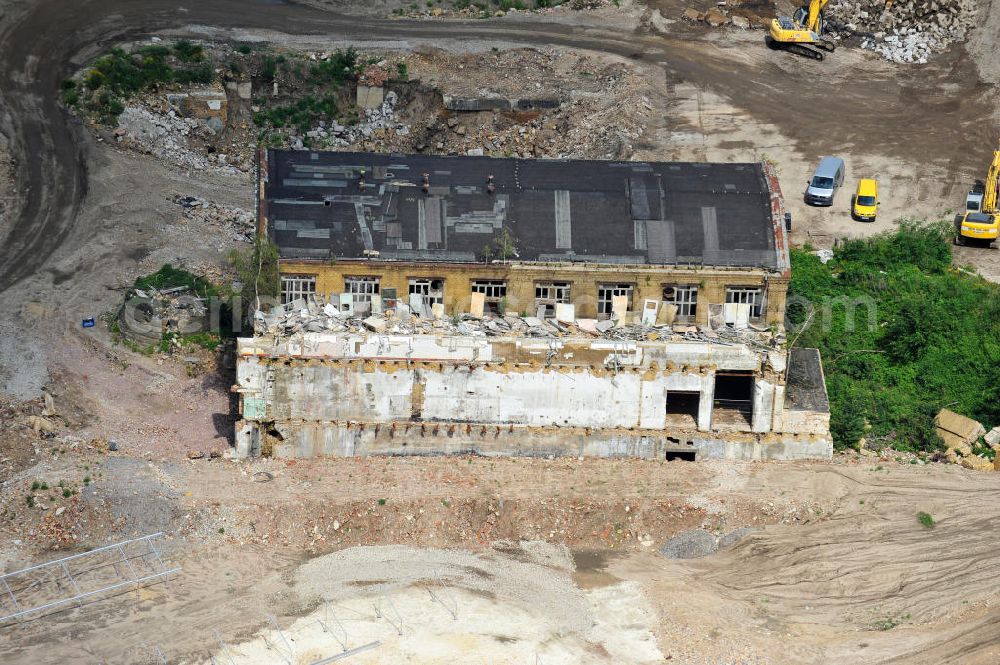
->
[[956, 143, 1000, 246], [768, 0, 836, 61]]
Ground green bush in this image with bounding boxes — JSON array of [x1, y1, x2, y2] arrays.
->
[[174, 62, 214, 85], [789, 221, 1000, 452], [134, 264, 217, 299], [173, 39, 205, 63], [72, 44, 216, 123], [309, 47, 359, 85], [254, 95, 340, 132], [261, 55, 279, 82]]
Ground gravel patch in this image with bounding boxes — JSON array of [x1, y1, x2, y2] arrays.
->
[[659, 529, 718, 560]]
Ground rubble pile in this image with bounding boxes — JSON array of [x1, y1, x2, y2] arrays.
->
[[403, 49, 649, 160], [115, 105, 246, 176], [119, 284, 211, 345], [253, 295, 782, 349], [172, 195, 254, 242], [829, 0, 979, 63], [292, 91, 409, 151], [929, 408, 1000, 472]]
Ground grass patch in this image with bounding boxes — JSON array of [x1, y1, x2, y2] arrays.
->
[[254, 95, 341, 133], [789, 221, 1000, 452], [133, 264, 217, 299], [872, 612, 911, 631], [917, 511, 935, 528]]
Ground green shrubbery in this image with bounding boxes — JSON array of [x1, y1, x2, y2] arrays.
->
[[789, 221, 1000, 452], [254, 95, 340, 132], [65, 42, 214, 122], [133, 264, 217, 299]]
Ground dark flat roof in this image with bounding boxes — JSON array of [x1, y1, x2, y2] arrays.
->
[[263, 150, 782, 269], [786, 348, 830, 413]]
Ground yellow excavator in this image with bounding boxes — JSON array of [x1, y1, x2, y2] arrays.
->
[[768, 0, 836, 61], [956, 142, 1000, 246]]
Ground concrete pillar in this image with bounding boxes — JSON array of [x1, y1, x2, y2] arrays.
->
[[752, 379, 775, 433], [771, 384, 786, 432], [698, 372, 715, 431], [234, 420, 258, 459]]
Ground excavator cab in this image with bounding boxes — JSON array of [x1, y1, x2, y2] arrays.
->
[[792, 5, 824, 34]]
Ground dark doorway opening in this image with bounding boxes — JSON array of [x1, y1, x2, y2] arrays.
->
[[713, 371, 754, 427], [665, 449, 697, 461], [665, 390, 700, 428]]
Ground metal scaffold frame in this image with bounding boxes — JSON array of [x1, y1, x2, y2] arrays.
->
[[0, 532, 180, 625]]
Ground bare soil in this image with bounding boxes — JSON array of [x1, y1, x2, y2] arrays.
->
[[1, 449, 997, 663]]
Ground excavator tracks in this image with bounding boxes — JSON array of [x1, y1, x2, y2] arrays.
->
[[766, 36, 836, 61]]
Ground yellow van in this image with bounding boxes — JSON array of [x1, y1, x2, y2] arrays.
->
[[852, 179, 878, 222]]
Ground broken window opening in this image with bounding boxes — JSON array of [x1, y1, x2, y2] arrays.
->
[[409, 278, 445, 310], [280, 275, 317, 305], [665, 450, 697, 462], [712, 371, 755, 427], [665, 390, 700, 428], [534, 281, 571, 318], [471, 279, 507, 315], [725, 286, 764, 320], [345, 276, 380, 314], [663, 284, 698, 319], [597, 283, 634, 319]]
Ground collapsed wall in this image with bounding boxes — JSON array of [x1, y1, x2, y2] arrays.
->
[[232, 332, 832, 461]]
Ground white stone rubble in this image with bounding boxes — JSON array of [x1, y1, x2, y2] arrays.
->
[[292, 90, 408, 150], [116, 105, 244, 176], [829, 0, 979, 63]]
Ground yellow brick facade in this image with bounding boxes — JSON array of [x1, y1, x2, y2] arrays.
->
[[279, 260, 789, 327]]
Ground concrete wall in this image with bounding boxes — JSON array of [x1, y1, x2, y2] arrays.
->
[[277, 259, 790, 326], [251, 362, 719, 431], [235, 419, 831, 461], [233, 333, 831, 462]]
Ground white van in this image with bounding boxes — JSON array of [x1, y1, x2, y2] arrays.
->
[[804, 156, 845, 206]]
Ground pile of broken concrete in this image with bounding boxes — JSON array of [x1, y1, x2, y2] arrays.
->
[[172, 195, 254, 242], [828, 0, 979, 63], [254, 294, 781, 350], [933, 408, 999, 472], [291, 91, 408, 151]]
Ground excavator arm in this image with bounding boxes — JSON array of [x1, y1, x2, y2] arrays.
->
[[805, 0, 830, 33], [983, 147, 1000, 214]]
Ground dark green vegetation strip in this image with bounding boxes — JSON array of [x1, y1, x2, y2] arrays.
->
[[789, 222, 1000, 452], [62, 41, 212, 122]]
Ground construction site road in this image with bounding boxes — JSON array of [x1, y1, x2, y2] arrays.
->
[[0, 0, 996, 295]]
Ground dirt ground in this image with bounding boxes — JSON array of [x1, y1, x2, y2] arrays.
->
[[1, 453, 998, 664], [2, 0, 1000, 662]]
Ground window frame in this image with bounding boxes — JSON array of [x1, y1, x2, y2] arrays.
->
[[725, 286, 765, 320], [662, 283, 699, 320], [597, 283, 635, 319], [344, 275, 381, 313], [408, 277, 445, 309], [470, 279, 508, 315], [534, 281, 571, 317], [280, 274, 317, 305]]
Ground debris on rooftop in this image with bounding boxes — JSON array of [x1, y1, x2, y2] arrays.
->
[[253, 294, 782, 349]]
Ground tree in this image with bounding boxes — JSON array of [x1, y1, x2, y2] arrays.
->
[[228, 236, 280, 320]]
